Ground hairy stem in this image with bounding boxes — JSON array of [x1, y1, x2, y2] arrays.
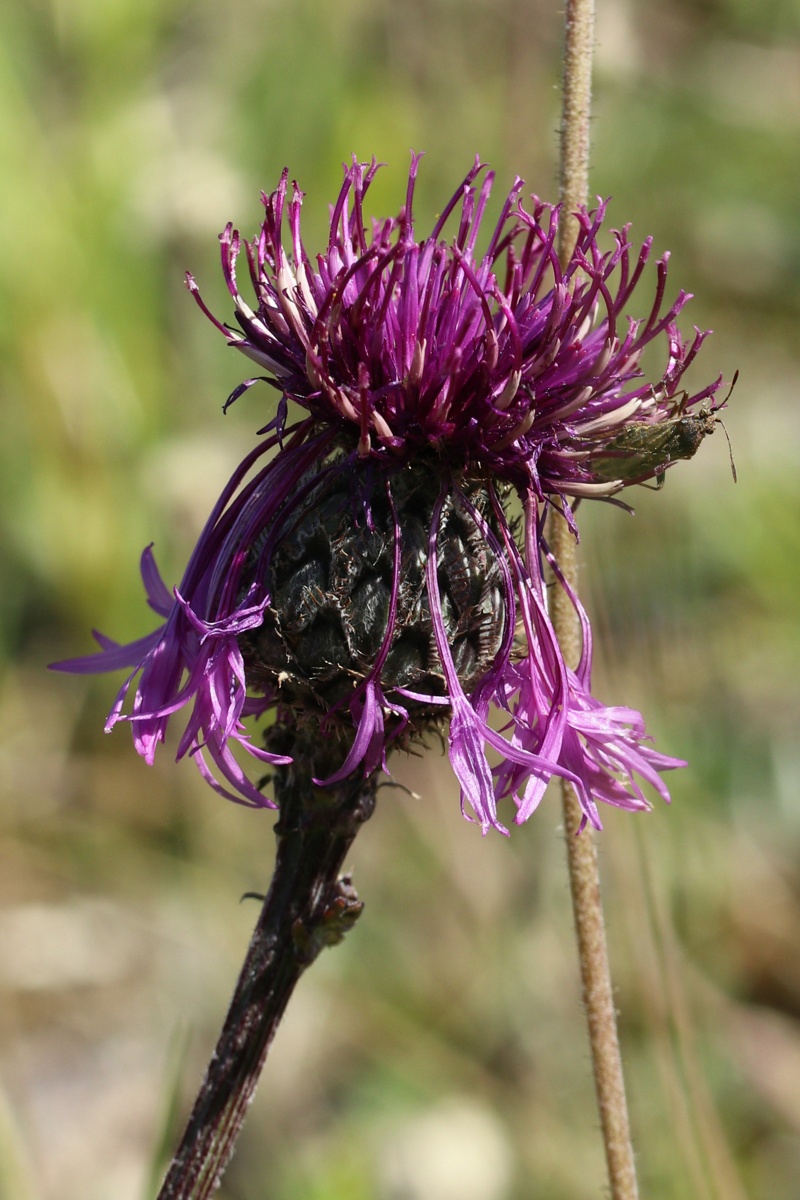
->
[[155, 719, 377, 1200], [554, 2, 641, 1198]]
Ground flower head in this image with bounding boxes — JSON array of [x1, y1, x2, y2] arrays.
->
[[53, 155, 727, 834]]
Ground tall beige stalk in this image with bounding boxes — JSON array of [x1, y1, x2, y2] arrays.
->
[[553, 2, 640, 1197]]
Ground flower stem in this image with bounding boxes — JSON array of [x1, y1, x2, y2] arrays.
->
[[155, 718, 377, 1200], [554, 2, 641, 1198]]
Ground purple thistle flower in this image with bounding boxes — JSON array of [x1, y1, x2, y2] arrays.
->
[[53, 155, 727, 835]]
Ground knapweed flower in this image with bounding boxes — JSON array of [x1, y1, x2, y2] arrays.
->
[[53, 155, 726, 834]]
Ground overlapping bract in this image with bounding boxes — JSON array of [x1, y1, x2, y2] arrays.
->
[[54, 156, 725, 833]]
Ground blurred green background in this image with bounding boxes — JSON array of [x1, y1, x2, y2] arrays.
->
[[1, 0, 799, 1197]]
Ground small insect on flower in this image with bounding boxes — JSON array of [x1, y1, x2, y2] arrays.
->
[[52, 155, 732, 834], [592, 373, 738, 488]]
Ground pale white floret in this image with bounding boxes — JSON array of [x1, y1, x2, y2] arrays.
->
[[574, 305, 597, 343], [489, 410, 534, 451], [276, 261, 310, 344], [233, 295, 275, 342], [546, 384, 594, 421], [577, 396, 642, 435], [232, 340, 290, 376], [407, 338, 426, 386], [563, 479, 624, 496], [294, 260, 318, 316], [589, 337, 617, 380], [328, 387, 359, 421], [371, 411, 395, 440], [494, 370, 522, 411]]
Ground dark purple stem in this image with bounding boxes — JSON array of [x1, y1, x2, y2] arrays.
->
[[155, 717, 377, 1200]]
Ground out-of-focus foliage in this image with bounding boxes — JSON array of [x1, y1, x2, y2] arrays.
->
[[0, 0, 798, 1197]]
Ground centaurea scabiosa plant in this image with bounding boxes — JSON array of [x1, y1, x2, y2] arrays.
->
[[53, 154, 728, 1198], [56, 154, 723, 835]]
